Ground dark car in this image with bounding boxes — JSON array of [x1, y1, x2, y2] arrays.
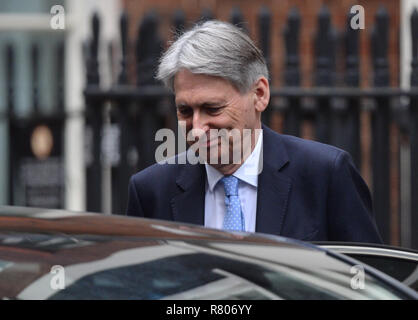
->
[[315, 242, 418, 292], [0, 206, 416, 300]]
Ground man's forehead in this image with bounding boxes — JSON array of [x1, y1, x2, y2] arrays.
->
[[174, 70, 236, 105], [174, 69, 229, 89], [175, 94, 227, 107]]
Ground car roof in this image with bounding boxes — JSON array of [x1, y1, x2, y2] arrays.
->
[[0, 205, 312, 246]]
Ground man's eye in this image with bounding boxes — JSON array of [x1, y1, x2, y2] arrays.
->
[[206, 107, 223, 115], [178, 108, 192, 116]]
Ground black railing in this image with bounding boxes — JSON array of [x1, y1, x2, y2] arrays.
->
[[81, 6, 418, 248]]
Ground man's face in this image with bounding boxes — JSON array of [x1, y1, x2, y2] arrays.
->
[[174, 69, 262, 166]]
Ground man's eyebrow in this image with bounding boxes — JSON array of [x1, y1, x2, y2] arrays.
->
[[176, 102, 189, 108], [176, 101, 225, 108]]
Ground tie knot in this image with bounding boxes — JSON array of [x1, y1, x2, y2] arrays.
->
[[221, 175, 239, 196]]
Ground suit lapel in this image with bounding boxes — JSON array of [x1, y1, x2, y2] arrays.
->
[[255, 126, 292, 235], [169, 125, 292, 234], [170, 161, 206, 225]]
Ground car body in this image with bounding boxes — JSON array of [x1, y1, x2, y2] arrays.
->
[[0, 206, 416, 300], [315, 242, 418, 292]]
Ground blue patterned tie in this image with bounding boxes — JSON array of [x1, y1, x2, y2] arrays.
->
[[221, 176, 245, 231]]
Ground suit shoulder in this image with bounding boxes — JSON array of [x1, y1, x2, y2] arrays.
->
[[131, 162, 181, 184], [130, 152, 188, 185], [278, 134, 347, 163], [273, 134, 356, 177]]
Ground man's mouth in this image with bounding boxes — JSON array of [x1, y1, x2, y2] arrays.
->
[[206, 137, 219, 147]]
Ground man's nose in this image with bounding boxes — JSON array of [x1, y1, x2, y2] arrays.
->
[[192, 111, 208, 132], [189, 111, 209, 142]]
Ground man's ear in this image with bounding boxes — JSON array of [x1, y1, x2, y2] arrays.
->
[[253, 77, 270, 112]]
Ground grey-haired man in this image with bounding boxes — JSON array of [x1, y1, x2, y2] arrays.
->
[[126, 20, 382, 243]]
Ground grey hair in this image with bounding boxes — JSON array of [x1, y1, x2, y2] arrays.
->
[[156, 20, 269, 93]]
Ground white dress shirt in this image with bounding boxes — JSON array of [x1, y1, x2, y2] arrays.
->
[[204, 131, 263, 232]]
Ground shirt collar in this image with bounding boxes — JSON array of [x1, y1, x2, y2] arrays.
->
[[205, 130, 263, 191]]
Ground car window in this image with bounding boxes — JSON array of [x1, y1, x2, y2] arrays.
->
[[46, 253, 403, 300], [1, 235, 412, 300], [347, 254, 418, 291]]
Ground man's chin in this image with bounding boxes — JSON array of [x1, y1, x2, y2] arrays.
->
[[202, 151, 238, 166], [191, 141, 241, 166]]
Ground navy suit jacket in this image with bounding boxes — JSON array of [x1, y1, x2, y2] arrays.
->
[[126, 125, 383, 243]]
